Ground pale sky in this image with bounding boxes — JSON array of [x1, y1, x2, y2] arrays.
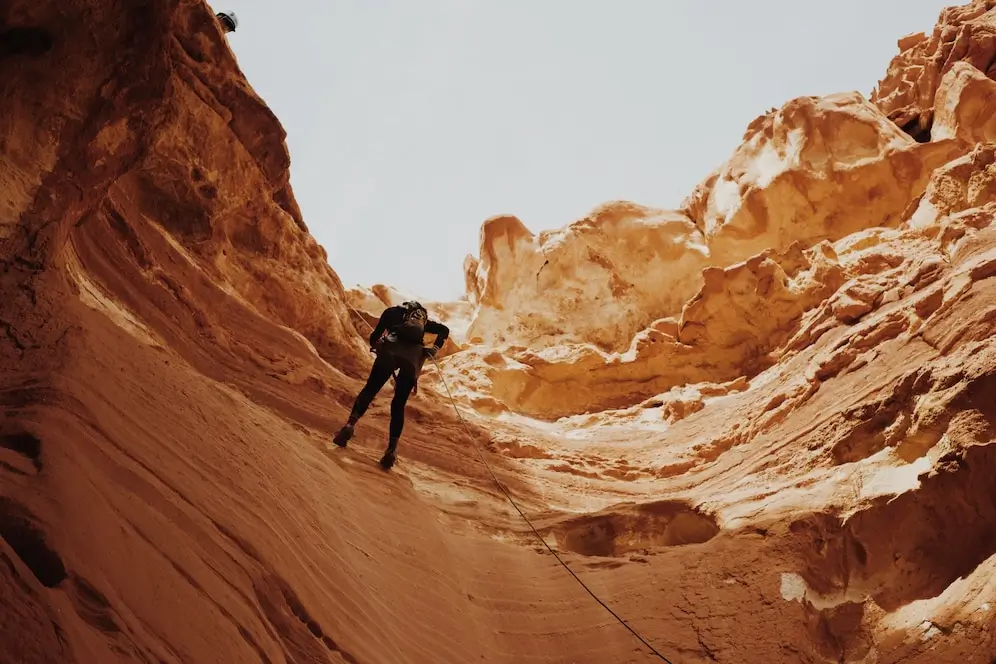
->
[[219, 1, 948, 301]]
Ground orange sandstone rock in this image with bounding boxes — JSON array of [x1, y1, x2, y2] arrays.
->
[[3, 1, 996, 663]]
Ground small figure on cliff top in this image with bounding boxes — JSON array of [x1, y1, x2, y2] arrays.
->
[[333, 301, 449, 470], [216, 11, 238, 34]]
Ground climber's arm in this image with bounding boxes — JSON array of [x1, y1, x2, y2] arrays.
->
[[425, 320, 449, 350], [368, 306, 400, 348]]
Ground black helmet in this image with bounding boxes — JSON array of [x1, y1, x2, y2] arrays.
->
[[216, 11, 238, 33], [401, 301, 427, 322]]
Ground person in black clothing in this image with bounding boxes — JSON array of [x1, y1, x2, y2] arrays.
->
[[333, 301, 449, 469]]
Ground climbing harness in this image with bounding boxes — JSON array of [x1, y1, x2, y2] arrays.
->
[[350, 306, 400, 386], [345, 304, 673, 662]]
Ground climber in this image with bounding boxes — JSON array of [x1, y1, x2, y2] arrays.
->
[[333, 301, 449, 469], [216, 11, 238, 34]]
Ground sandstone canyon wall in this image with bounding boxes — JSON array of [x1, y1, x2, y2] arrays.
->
[[3, 1, 996, 664]]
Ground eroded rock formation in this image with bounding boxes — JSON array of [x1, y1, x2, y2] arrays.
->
[[873, 0, 996, 140], [464, 204, 709, 352], [3, 1, 996, 663], [463, 92, 963, 358]]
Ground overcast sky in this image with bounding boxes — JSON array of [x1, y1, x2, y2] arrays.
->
[[218, 1, 948, 301]]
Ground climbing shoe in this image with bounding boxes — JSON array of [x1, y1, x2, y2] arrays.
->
[[332, 424, 354, 448], [379, 440, 398, 469]]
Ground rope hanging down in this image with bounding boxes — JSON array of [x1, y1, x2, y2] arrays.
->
[[428, 355, 673, 663], [342, 304, 672, 661]]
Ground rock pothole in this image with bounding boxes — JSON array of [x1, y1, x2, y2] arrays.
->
[[551, 500, 720, 557], [0, 27, 54, 57], [0, 431, 42, 470], [0, 497, 66, 587], [788, 440, 996, 615]]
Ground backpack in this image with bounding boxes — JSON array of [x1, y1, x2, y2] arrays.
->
[[390, 301, 428, 344]]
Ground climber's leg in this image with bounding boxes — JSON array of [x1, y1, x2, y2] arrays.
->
[[333, 354, 395, 447], [380, 363, 416, 468]]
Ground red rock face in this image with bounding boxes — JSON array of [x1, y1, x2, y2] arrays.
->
[[3, 2, 996, 664], [873, 0, 996, 140]]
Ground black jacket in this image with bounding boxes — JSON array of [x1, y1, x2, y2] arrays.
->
[[369, 306, 449, 349]]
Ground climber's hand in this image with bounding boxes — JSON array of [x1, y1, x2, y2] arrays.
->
[[423, 346, 438, 358]]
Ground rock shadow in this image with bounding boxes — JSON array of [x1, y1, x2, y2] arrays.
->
[[551, 500, 720, 557]]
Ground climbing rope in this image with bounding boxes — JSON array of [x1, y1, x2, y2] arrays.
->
[[344, 304, 673, 662], [427, 355, 673, 663]]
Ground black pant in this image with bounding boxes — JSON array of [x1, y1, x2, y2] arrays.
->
[[348, 351, 417, 440]]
